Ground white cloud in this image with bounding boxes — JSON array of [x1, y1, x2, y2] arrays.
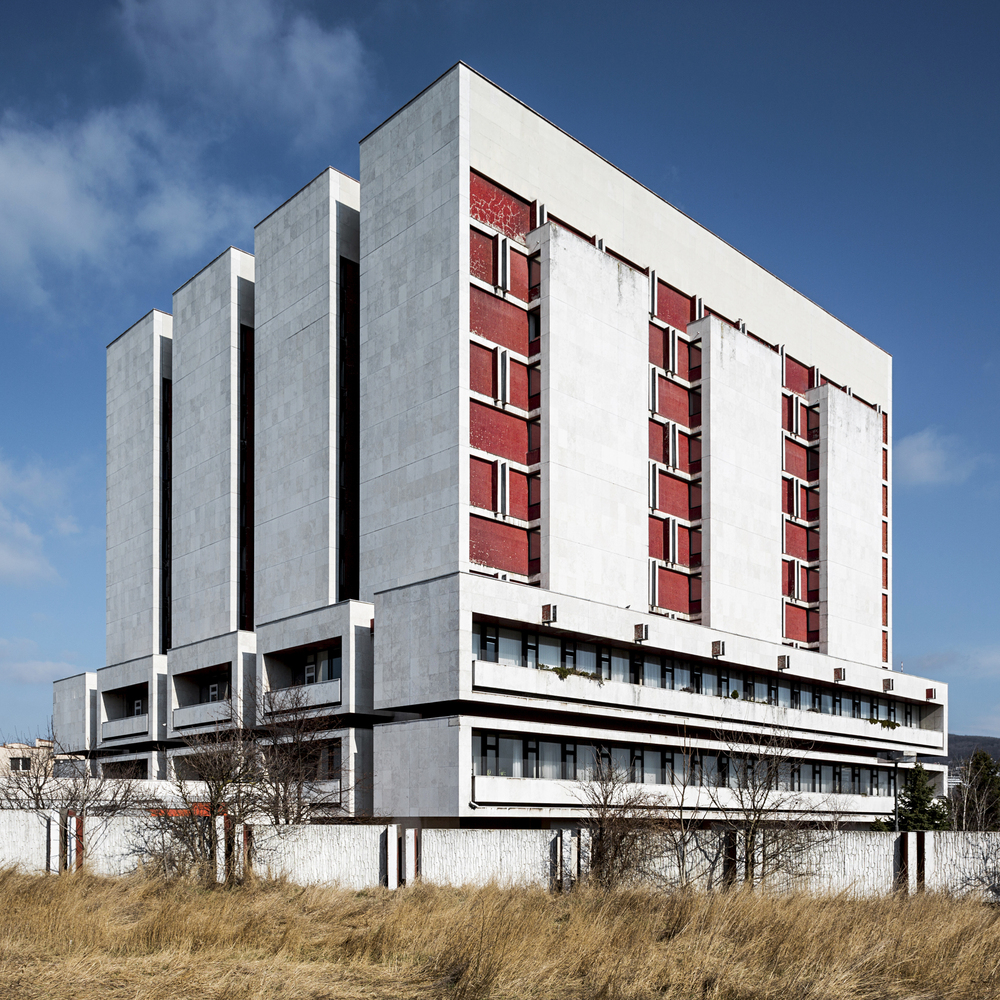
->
[[0, 454, 83, 585], [119, 0, 367, 146], [0, 105, 260, 305], [0, 639, 78, 685], [0, 0, 368, 308], [894, 426, 988, 486]]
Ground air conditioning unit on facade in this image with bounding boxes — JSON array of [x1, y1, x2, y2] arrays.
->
[[634, 623, 648, 643], [926, 688, 937, 701], [542, 604, 557, 624], [833, 667, 846, 682], [777, 655, 790, 670], [712, 640, 725, 658], [883, 678, 894, 692]]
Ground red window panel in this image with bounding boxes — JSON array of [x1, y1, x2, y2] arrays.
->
[[527, 420, 541, 465], [677, 525, 691, 566], [470, 341, 496, 398], [528, 255, 540, 301], [527, 365, 540, 410], [470, 400, 528, 464], [882, 412, 889, 444], [882, 449, 888, 480], [657, 376, 690, 426], [470, 228, 497, 285], [882, 631, 888, 663], [689, 527, 702, 566], [807, 609, 819, 643], [470, 171, 533, 242], [882, 521, 888, 553], [470, 515, 529, 575], [882, 557, 889, 589], [782, 395, 794, 432], [807, 407, 819, 441], [785, 603, 808, 642], [882, 484, 888, 517], [687, 435, 702, 474], [807, 528, 819, 561], [655, 279, 693, 330], [509, 358, 529, 410], [527, 474, 540, 521], [689, 574, 702, 614], [688, 343, 702, 381], [806, 568, 819, 603], [657, 471, 689, 518], [676, 432, 689, 472], [648, 420, 666, 463], [509, 251, 529, 301], [689, 390, 702, 428], [882, 593, 888, 626], [783, 560, 796, 597], [470, 286, 530, 355], [785, 521, 808, 560], [803, 486, 819, 522], [658, 567, 691, 614], [649, 516, 665, 560], [676, 339, 690, 380], [509, 469, 529, 520], [649, 324, 666, 368], [782, 478, 795, 515], [784, 355, 812, 394], [689, 481, 702, 520], [469, 457, 496, 511], [784, 439, 809, 479]]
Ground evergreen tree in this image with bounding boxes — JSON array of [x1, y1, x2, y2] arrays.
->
[[892, 764, 950, 831]]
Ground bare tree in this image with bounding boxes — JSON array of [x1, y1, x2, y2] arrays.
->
[[705, 723, 822, 888], [257, 685, 347, 825], [143, 724, 262, 883], [581, 755, 659, 889], [657, 739, 718, 889], [0, 731, 148, 870]]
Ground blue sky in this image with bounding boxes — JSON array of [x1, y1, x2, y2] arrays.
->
[[0, 1, 997, 739]]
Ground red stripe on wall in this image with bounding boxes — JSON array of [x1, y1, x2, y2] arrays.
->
[[470, 171, 533, 242], [470, 400, 529, 464], [470, 285, 530, 355], [470, 515, 529, 575]]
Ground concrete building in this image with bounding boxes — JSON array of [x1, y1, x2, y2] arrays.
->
[[54, 64, 946, 826]]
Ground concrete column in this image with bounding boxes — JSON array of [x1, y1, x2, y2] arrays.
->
[[384, 824, 400, 889], [403, 827, 420, 884]]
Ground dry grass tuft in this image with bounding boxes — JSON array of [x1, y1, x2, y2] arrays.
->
[[0, 868, 998, 998]]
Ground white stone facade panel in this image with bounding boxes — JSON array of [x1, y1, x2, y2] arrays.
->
[[540, 224, 648, 609], [466, 68, 890, 408], [373, 716, 466, 819], [698, 316, 783, 641], [106, 311, 172, 664], [358, 67, 466, 600], [814, 384, 884, 666], [254, 170, 361, 622], [171, 248, 254, 646]]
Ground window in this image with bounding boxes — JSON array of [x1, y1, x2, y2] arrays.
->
[[134, 699, 143, 717], [528, 256, 541, 301], [9, 757, 30, 772], [208, 683, 220, 703]]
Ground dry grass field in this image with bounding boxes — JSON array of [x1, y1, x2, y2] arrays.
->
[[0, 869, 999, 999]]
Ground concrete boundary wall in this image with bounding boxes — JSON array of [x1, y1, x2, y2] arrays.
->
[[3, 813, 1000, 899], [421, 828, 558, 887]]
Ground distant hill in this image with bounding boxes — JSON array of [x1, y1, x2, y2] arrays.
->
[[919, 734, 1000, 767]]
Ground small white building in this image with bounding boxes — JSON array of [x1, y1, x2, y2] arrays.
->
[[54, 63, 946, 827]]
